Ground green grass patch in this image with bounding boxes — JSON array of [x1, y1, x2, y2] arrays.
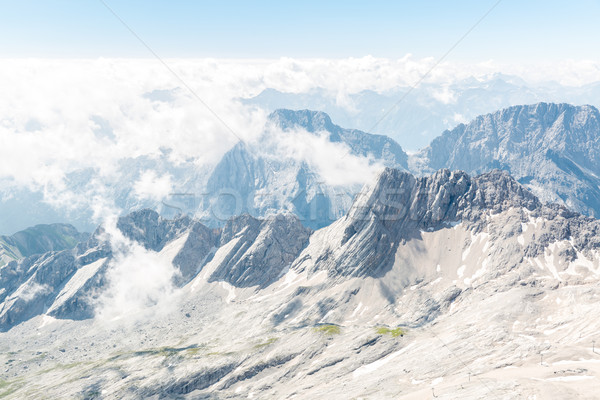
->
[[314, 325, 341, 335], [0, 379, 25, 399], [155, 347, 181, 357], [38, 361, 88, 374], [375, 327, 405, 338], [31, 352, 47, 362], [186, 347, 201, 356], [108, 344, 200, 361], [253, 337, 278, 349], [206, 351, 235, 357]]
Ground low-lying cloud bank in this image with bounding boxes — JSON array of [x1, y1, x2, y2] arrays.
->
[[0, 56, 599, 234]]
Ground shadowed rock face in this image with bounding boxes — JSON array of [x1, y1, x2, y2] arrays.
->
[[116, 209, 194, 252], [0, 220, 119, 328], [209, 214, 311, 288], [0, 209, 311, 330], [172, 221, 220, 285], [296, 168, 600, 279], [413, 103, 600, 217]]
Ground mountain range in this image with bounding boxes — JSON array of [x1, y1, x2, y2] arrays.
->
[[1, 167, 599, 398], [3, 100, 600, 397], [207, 103, 600, 226], [2, 101, 600, 236], [412, 102, 600, 218], [0, 223, 87, 267], [243, 75, 600, 149]]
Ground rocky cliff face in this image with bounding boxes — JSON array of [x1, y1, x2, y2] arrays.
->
[[203, 109, 408, 230], [208, 213, 311, 288], [115, 209, 194, 252], [412, 103, 600, 217], [0, 210, 197, 330], [292, 168, 542, 278], [4, 166, 600, 331], [0, 209, 310, 330], [0, 238, 110, 327]]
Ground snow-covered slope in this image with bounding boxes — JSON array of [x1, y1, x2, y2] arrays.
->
[[2, 168, 600, 398]]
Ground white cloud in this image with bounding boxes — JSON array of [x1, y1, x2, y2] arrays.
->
[[430, 85, 456, 105], [95, 243, 179, 322], [0, 56, 599, 231], [134, 171, 173, 202], [452, 113, 467, 124], [260, 126, 384, 187], [92, 217, 180, 323], [0, 59, 267, 189]]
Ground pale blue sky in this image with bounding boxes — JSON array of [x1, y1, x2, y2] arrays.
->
[[1, 0, 599, 61]]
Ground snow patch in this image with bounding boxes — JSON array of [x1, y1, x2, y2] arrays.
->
[[431, 377, 444, 385], [546, 375, 594, 382], [352, 343, 416, 378], [220, 282, 237, 303]]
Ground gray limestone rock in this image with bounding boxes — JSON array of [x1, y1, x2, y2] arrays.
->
[[412, 103, 600, 218], [209, 214, 311, 288]]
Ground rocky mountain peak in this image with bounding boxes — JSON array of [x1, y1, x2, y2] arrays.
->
[[421, 102, 600, 171], [204, 109, 408, 230], [219, 214, 261, 245], [209, 213, 311, 288], [353, 168, 540, 230], [298, 168, 543, 278], [413, 102, 600, 218], [116, 209, 193, 251], [267, 109, 337, 134], [0, 223, 88, 267]]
